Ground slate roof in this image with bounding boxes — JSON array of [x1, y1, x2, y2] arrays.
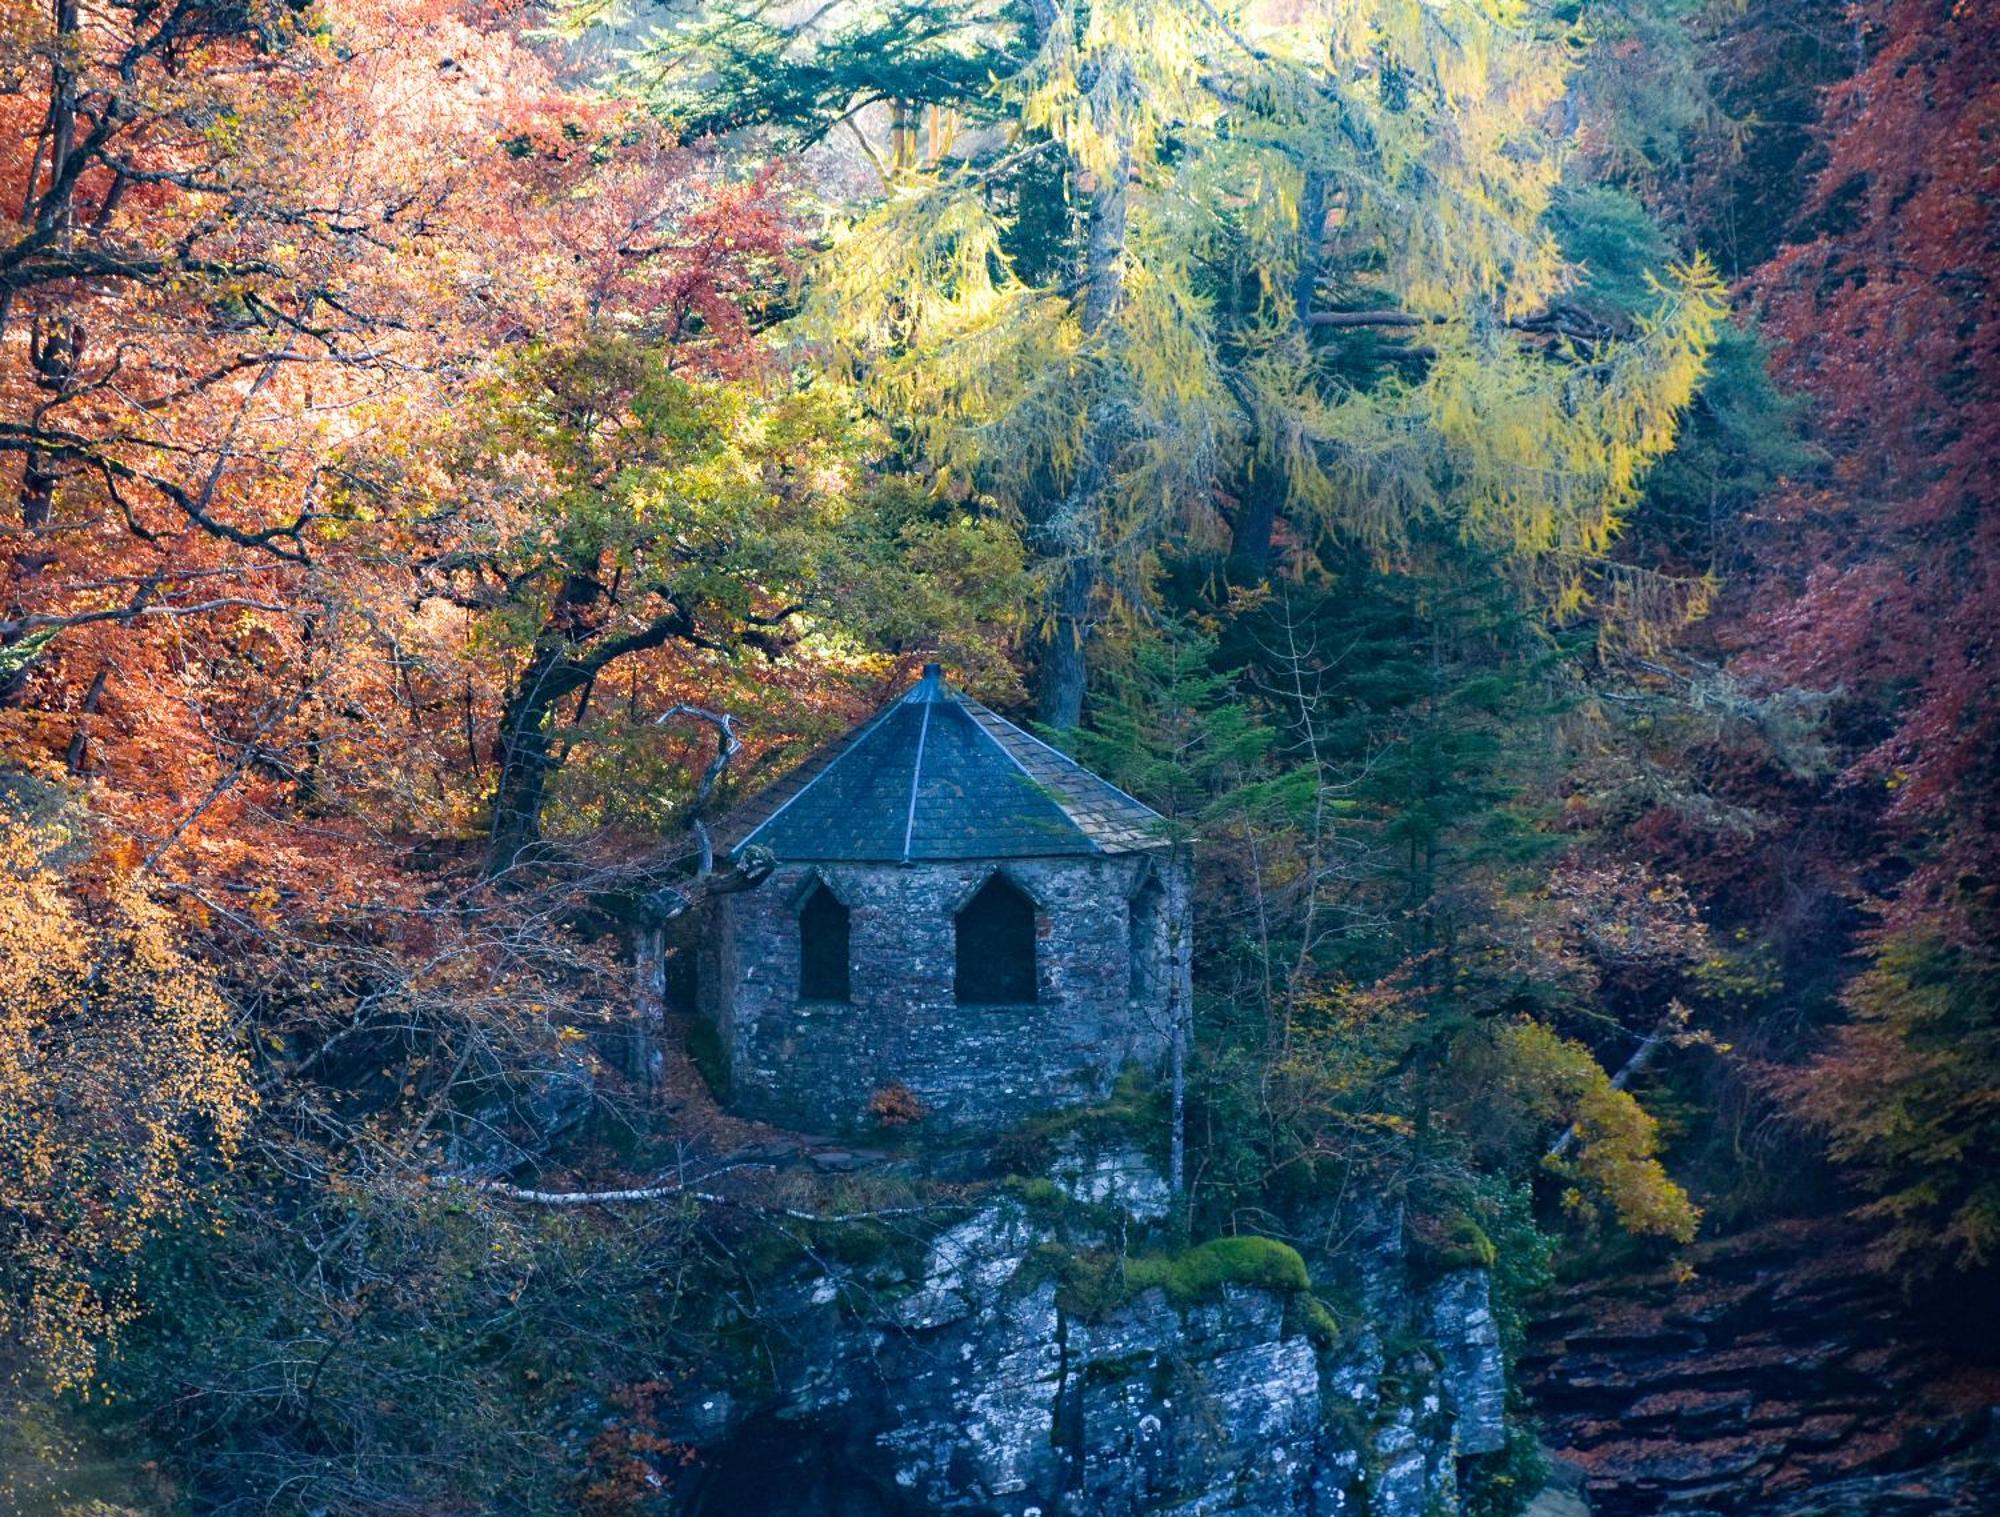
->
[[716, 666, 1168, 862]]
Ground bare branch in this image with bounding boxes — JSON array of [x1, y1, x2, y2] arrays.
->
[[1306, 309, 1434, 329], [434, 1173, 954, 1223], [0, 596, 293, 639], [654, 702, 742, 874]]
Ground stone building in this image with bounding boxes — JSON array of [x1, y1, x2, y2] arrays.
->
[[699, 664, 1190, 1133]]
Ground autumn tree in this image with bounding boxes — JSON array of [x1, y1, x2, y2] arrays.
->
[[1, 0, 546, 895], [1793, 924, 2000, 1272], [0, 3, 1011, 1503], [0, 0, 852, 892], [620, 0, 1728, 724], [407, 337, 1022, 878], [0, 800, 250, 1392], [1736, 0, 2000, 1270], [1743, 0, 1998, 912]]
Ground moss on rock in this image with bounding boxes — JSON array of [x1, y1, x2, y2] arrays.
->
[[1410, 1213, 1499, 1276], [1024, 1233, 1332, 1330], [1126, 1235, 1312, 1304]]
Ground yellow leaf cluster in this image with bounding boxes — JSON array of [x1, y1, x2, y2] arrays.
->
[[805, 0, 1727, 639], [1494, 1019, 1701, 1244], [0, 816, 252, 1392]]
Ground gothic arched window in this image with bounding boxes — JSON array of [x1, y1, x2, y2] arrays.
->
[[954, 874, 1038, 1005], [798, 882, 851, 1003], [1129, 875, 1166, 1002]]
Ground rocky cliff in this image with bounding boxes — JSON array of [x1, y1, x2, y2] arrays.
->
[[1518, 1218, 2000, 1517], [667, 1144, 1508, 1516]]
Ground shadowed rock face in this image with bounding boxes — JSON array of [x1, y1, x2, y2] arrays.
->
[[671, 1160, 1508, 1516], [1519, 1218, 2000, 1517], [1430, 1268, 1507, 1457]]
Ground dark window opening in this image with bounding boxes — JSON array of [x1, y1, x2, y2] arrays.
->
[[798, 884, 851, 1002], [1129, 877, 1165, 1002], [666, 944, 699, 1016], [955, 874, 1038, 1005]]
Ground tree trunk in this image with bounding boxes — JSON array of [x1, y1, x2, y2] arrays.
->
[[1080, 146, 1131, 333], [1169, 934, 1188, 1202], [1036, 554, 1094, 729], [1226, 455, 1286, 583], [1226, 171, 1326, 581], [5, 1, 80, 698], [63, 662, 108, 773], [630, 924, 666, 1092], [482, 587, 703, 878], [484, 640, 588, 878], [3, 319, 80, 705], [1168, 842, 1193, 1217], [1031, 141, 1131, 728]]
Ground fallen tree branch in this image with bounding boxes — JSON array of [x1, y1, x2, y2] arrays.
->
[[434, 1172, 954, 1224], [1547, 1017, 1673, 1160], [1307, 305, 1631, 341], [1307, 309, 1433, 329]]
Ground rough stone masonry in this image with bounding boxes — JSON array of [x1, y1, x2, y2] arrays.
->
[[700, 665, 1191, 1133]]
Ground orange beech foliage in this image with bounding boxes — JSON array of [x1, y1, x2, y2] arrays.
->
[[0, 0, 800, 905], [1743, 0, 1998, 924], [1711, 0, 2000, 1271]]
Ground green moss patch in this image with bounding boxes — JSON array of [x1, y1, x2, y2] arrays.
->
[[1287, 1293, 1343, 1349], [686, 1018, 731, 1102], [1022, 1233, 1337, 1343], [1409, 1212, 1498, 1275], [990, 1066, 1165, 1175], [1003, 1176, 1069, 1212], [1125, 1235, 1311, 1304]]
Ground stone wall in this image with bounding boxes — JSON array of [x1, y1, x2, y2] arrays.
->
[[699, 853, 1188, 1133]]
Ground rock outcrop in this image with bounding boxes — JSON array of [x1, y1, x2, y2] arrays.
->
[[669, 1154, 1508, 1516], [1428, 1267, 1507, 1458], [1519, 1218, 2000, 1517]]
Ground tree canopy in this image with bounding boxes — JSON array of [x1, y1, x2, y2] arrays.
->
[[1, 0, 1993, 1510]]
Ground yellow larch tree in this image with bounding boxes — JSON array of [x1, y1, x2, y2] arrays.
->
[[634, 0, 1727, 721]]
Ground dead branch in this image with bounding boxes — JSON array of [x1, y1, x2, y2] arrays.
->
[[434, 1172, 953, 1224], [654, 702, 742, 876]]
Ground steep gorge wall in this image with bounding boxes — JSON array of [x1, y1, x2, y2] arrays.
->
[[1519, 1219, 2000, 1517], [667, 1147, 1508, 1516]]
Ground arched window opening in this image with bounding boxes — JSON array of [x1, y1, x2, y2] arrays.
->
[[1129, 877, 1165, 1002], [665, 944, 699, 1017], [955, 874, 1037, 1005], [798, 883, 851, 1003]]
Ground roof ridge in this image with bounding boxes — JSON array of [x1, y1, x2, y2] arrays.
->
[[717, 669, 1168, 862], [954, 691, 1162, 823], [900, 695, 934, 862], [951, 693, 1107, 856], [734, 681, 922, 851]]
